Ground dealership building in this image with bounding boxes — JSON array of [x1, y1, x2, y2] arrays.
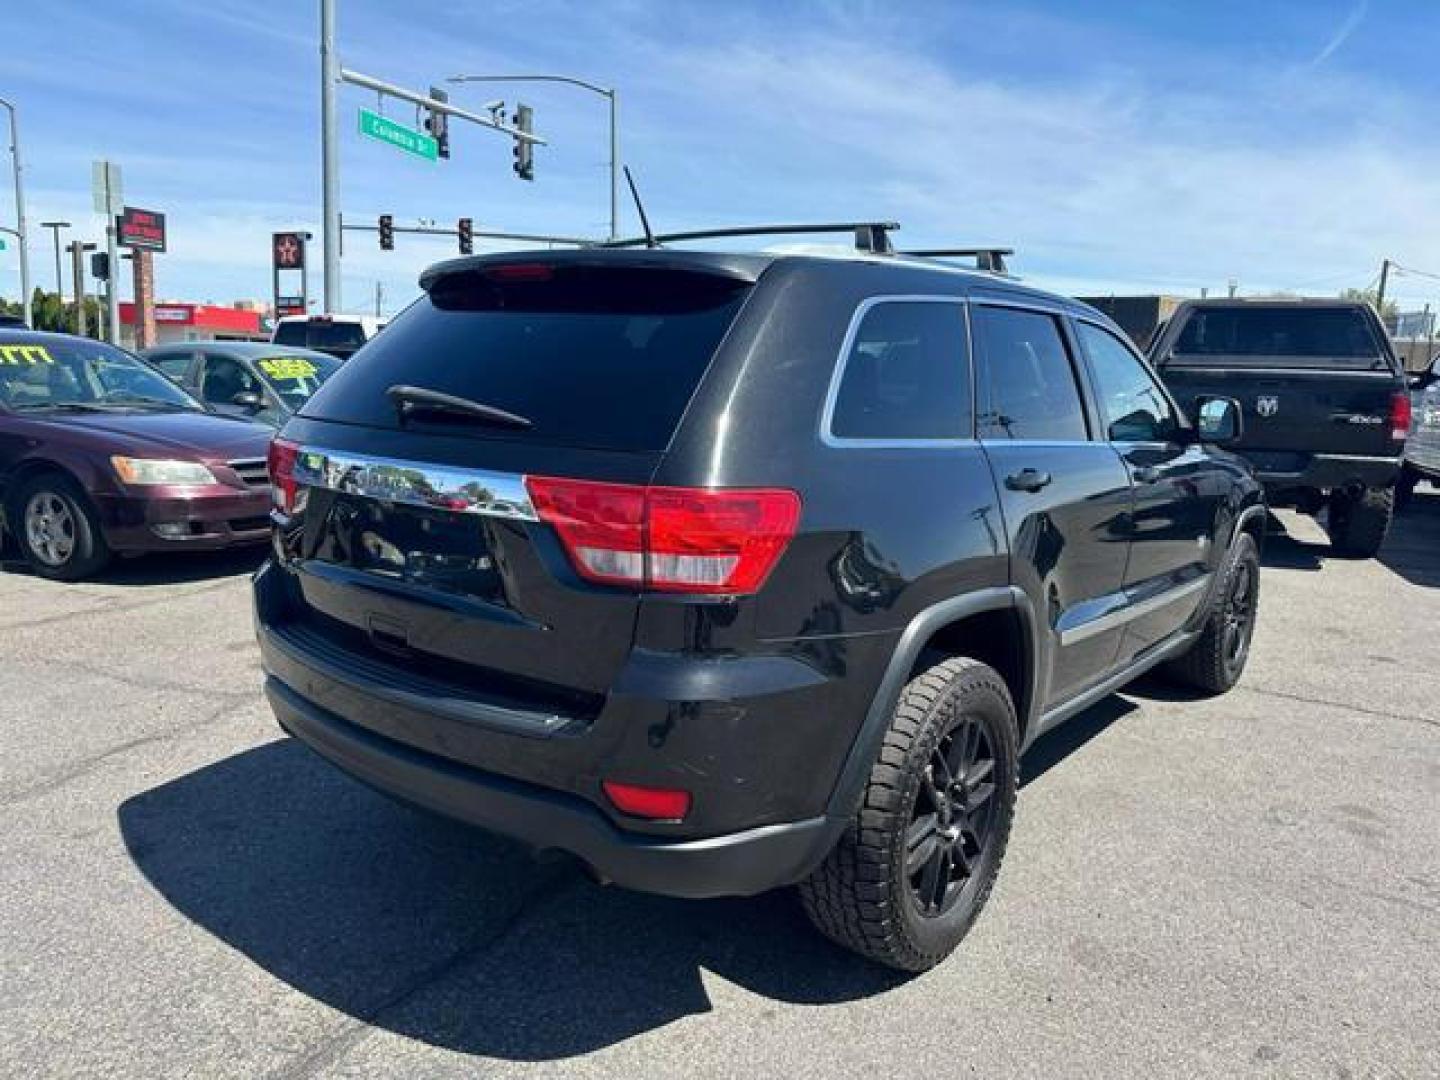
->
[[118, 301, 269, 351]]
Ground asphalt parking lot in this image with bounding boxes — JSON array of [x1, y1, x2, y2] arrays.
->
[[2, 503, 1437, 1080]]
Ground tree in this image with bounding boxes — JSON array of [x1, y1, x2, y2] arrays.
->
[[1340, 287, 1398, 321]]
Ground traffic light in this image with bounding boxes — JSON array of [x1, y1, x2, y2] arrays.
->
[[512, 104, 534, 181], [457, 217, 473, 255], [425, 87, 450, 160], [378, 214, 394, 251], [90, 252, 110, 281]]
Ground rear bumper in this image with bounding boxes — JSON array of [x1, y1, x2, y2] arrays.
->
[[96, 488, 271, 552], [1253, 452, 1401, 494], [264, 673, 838, 898]]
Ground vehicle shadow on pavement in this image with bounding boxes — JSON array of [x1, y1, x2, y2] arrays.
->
[[1019, 693, 1138, 789], [1257, 516, 1326, 572], [0, 545, 266, 586], [1382, 490, 1440, 588], [118, 738, 909, 1062]]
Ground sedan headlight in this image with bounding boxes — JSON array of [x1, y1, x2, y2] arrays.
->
[[110, 456, 218, 486]]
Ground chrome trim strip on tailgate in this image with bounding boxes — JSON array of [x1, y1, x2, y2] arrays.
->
[[291, 446, 538, 521]]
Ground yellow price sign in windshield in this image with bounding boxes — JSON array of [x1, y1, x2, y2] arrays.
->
[[0, 344, 54, 365], [259, 356, 318, 381]]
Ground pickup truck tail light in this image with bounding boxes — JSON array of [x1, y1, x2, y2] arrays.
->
[[1391, 392, 1412, 442], [525, 476, 801, 595]]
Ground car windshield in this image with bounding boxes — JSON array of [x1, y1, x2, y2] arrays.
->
[[0, 338, 203, 412], [251, 351, 342, 410]]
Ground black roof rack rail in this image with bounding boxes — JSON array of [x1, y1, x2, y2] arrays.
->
[[603, 221, 900, 254], [900, 247, 1014, 274]]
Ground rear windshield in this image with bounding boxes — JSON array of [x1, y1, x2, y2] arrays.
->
[[1168, 307, 1386, 369], [274, 321, 369, 349], [299, 265, 750, 452]]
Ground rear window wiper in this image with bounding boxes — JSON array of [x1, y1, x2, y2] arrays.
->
[[386, 384, 533, 429]]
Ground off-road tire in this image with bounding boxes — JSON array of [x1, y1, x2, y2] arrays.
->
[[1326, 485, 1394, 557], [9, 472, 112, 581], [800, 657, 1018, 972], [1163, 532, 1259, 695]]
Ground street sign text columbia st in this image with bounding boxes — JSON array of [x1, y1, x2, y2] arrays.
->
[[358, 108, 438, 162]]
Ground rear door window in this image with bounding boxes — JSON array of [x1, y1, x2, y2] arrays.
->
[[973, 306, 1089, 441], [1168, 307, 1385, 369], [828, 300, 971, 441], [302, 265, 751, 453]]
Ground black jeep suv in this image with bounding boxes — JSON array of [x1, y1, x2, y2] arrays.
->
[[254, 243, 1263, 970]]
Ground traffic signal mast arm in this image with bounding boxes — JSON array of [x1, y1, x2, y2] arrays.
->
[[339, 67, 545, 147]]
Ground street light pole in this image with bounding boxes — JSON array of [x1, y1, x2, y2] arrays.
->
[[448, 73, 620, 241], [320, 0, 341, 313], [41, 221, 70, 296], [0, 96, 33, 327]]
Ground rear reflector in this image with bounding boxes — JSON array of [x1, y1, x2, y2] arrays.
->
[[268, 436, 300, 513], [602, 781, 691, 821], [1391, 391, 1412, 442], [525, 476, 800, 595]]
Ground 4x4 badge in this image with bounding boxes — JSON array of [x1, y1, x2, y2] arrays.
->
[[1256, 395, 1279, 418]]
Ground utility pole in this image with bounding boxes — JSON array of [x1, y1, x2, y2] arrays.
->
[[40, 221, 69, 295], [0, 96, 32, 327], [320, 0, 340, 313], [448, 73, 620, 240], [1376, 258, 1392, 323], [68, 240, 87, 337]]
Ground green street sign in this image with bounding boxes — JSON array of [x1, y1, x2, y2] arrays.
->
[[0, 238, 7, 250], [358, 108, 438, 162]]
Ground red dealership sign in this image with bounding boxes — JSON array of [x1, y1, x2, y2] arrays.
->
[[273, 231, 305, 270], [117, 207, 167, 252]]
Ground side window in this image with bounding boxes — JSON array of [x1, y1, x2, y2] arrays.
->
[[830, 300, 971, 441], [973, 306, 1088, 441], [199, 355, 259, 405], [1078, 322, 1179, 442], [152, 352, 195, 381]]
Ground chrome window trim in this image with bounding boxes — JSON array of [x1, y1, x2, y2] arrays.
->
[[819, 294, 975, 449], [1057, 573, 1212, 646], [288, 445, 538, 521]]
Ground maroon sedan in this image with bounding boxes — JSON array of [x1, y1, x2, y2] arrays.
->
[[0, 330, 273, 580]]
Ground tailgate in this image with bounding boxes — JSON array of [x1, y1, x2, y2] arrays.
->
[[264, 257, 754, 745], [1162, 366, 1402, 459]]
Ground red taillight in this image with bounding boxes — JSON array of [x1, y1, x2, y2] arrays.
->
[[1391, 391, 1412, 442], [602, 780, 691, 821], [267, 436, 300, 512], [525, 477, 800, 595]]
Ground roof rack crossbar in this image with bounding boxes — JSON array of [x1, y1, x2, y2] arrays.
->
[[604, 221, 900, 253], [900, 247, 1014, 274]]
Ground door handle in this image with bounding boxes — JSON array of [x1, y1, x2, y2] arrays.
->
[[1005, 468, 1053, 493], [1132, 466, 1162, 484]]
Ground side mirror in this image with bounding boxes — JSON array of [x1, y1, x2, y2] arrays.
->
[[1195, 395, 1242, 445], [231, 390, 264, 412]]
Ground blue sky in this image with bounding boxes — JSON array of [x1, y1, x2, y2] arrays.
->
[[2, 0, 1438, 315]]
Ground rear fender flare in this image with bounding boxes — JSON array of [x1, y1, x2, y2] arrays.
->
[[824, 586, 1039, 820]]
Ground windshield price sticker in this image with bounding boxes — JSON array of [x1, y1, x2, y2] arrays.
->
[[259, 357, 318, 380], [0, 345, 54, 365]]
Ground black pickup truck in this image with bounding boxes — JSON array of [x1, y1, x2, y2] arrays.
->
[[1151, 299, 1410, 557]]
